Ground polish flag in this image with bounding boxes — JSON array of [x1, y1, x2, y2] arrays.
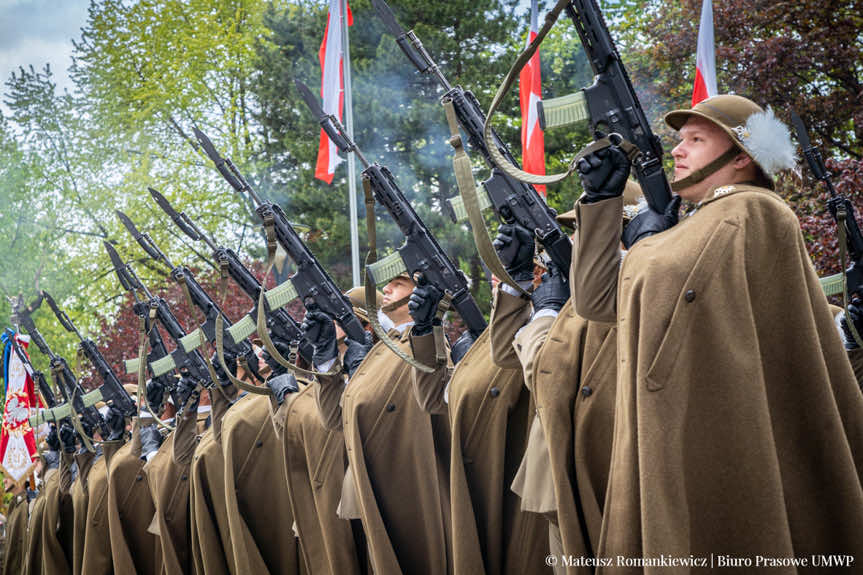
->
[[691, 0, 718, 106], [315, 0, 353, 184], [519, 0, 546, 196]]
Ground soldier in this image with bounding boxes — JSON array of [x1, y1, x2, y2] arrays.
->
[[2, 473, 28, 575], [25, 438, 57, 575], [67, 419, 100, 575], [41, 421, 76, 573], [409, 254, 551, 575], [571, 94, 863, 569], [308, 274, 451, 575]]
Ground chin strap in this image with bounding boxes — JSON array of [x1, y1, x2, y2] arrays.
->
[[670, 147, 740, 192]]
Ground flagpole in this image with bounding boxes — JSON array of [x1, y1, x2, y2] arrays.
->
[[341, 0, 360, 287]]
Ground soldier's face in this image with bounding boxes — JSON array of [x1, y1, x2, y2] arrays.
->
[[382, 277, 414, 306], [671, 117, 740, 202]]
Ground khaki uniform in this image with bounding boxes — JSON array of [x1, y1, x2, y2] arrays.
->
[[81, 441, 121, 575], [41, 452, 74, 573], [70, 449, 97, 575], [573, 186, 863, 571], [190, 384, 237, 575], [316, 329, 451, 575], [271, 382, 363, 575], [106, 427, 161, 575], [2, 492, 28, 575], [411, 320, 550, 575], [221, 392, 302, 574], [25, 468, 50, 575]]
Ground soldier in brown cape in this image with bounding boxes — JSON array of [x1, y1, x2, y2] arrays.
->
[[143, 377, 198, 575], [572, 94, 863, 572], [80, 406, 126, 575], [265, 288, 376, 575], [67, 420, 100, 575], [24, 446, 55, 575], [310, 274, 451, 575], [409, 259, 550, 574], [41, 422, 76, 573], [105, 384, 162, 575], [2, 474, 28, 575]]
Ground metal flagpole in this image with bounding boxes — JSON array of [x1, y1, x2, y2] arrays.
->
[[341, 0, 360, 287]]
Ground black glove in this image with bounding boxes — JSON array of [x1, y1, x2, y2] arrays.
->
[[42, 449, 60, 470], [242, 348, 263, 381], [492, 223, 536, 285], [211, 350, 238, 386], [840, 299, 863, 350], [77, 420, 94, 454], [621, 195, 681, 249], [59, 422, 77, 454], [261, 338, 293, 377], [408, 278, 444, 337], [45, 424, 61, 451], [175, 376, 199, 408], [105, 405, 127, 442], [450, 331, 476, 365], [577, 143, 631, 204], [139, 425, 163, 461], [146, 378, 166, 413], [267, 373, 299, 406], [343, 332, 374, 377], [531, 263, 570, 313], [301, 308, 338, 365]]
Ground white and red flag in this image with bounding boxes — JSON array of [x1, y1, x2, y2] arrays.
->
[[519, 0, 546, 196], [692, 0, 718, 106], [316, 0, 353, 184], [1, 331, 42, 485]]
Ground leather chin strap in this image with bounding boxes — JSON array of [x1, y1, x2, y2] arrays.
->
[[670, 147, 740, 192]]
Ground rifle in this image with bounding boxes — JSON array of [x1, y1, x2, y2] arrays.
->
[[371, 0, 573, 273], [12, 295, 107, 435], [147, 187, 314, 363], [194, 127, 367, 342], [103, 240, 215, 387], [297, 80, 488, 338], [41, 291, 136, 417], [792, 112, 863, 295], [115, 211, 266, 382]]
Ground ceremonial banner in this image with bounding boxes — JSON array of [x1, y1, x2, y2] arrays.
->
[[1, 330, 41, 484], [315, 0, 353, 183], [519, 0, 546, 195], [692, 0, 718, 106]]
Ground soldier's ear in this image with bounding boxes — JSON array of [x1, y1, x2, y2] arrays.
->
[[733, 152, 754, 170]]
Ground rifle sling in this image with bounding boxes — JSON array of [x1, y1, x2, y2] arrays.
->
[[137, 306, 173, 431], [838, 207, 863, 347]]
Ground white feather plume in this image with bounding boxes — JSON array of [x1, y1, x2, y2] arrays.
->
[[739, 106, 797, 176]]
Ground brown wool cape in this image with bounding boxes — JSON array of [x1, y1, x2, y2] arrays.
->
[[70, 449, 96, 575], [3, 492, 28, 575], [25, 470, 50, 575], [273, 382, 363, 575], [411, 319, 551, 575], [316, 329, 451, 575], [221, 392, 302, 575], [80, 441, 120, 575], [573, 185, 863, 572], [41, 452, 75, 573], [189, 383, 238, 575], [105, 426, 161, 575]]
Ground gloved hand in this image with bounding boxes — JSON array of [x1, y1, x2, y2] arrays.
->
[[45, 424, 61, 452], [105, 405, 127, 442], [577, 143, 631, 204], [175, 376, 199, 408], [840, 298, 863, 350], [531, 263, 570, 313], [261, 338, 293, 377], [492, 223, 536, 285], [267, 373, 299, 406], [242, 348, 263, 380], [139, 425, 163, 461], [621, 195, 681, 249], [343, 332, 374, 377], [301, 308, 338, 365], [78, 420, 94, 454], [450, 331, 476, 365], [211, 350, 238, 386], [59, 422, 77, 454], [42, 449, 60, 470], [146, 378, 166, 413], [408, 277, 444, 337]]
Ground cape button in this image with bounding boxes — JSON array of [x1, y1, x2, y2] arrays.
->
[[255, 440, 263, 448], [489, 387, 500, 398], [136, 474, 143, 482], [684, 289, 696, 303], [386, 404, 396, 412], [581, 386, 593, 397]]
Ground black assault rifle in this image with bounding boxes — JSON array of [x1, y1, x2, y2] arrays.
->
[[297, 79, 488, 338], [13, 295, 107, 434], [104, 241, 215, 387], [42, 291, 136, 417], [115, 211, 265, 382], [147, 187, 314, 363], [371, 0, 573, 272], [194, 127, 367, 342]]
